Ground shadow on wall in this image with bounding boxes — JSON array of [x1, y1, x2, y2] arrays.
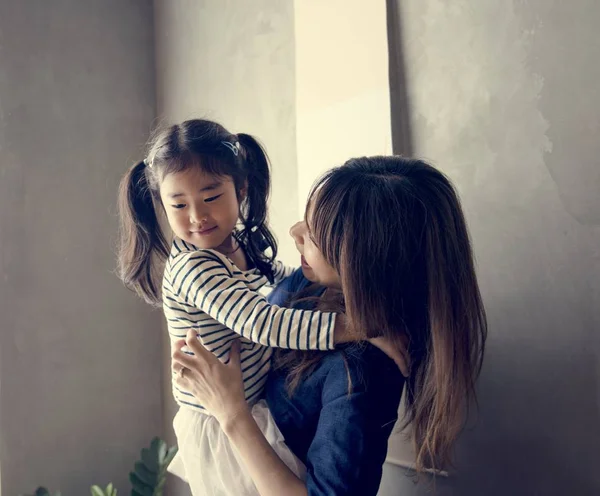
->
[[455, 330, 599, 495]]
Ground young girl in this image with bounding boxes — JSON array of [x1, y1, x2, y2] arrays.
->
[[117, 119, 348, 495], [172, 156, 488, 495]]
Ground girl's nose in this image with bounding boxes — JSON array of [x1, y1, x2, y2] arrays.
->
[[190, 204, 208, 225]]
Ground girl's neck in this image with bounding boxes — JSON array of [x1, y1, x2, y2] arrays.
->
[[215, 233, 249, 271], [215, 233, 239, 254]]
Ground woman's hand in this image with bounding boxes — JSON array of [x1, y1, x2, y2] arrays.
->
[[173, 330, 308, 496], [172, 330, 249, 428]]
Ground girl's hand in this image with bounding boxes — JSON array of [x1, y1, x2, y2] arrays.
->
[[334, 317, 410, 377], [172, 330, 249, 428]]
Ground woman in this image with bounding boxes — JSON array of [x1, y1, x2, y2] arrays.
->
[[173, 156, 487, 495]]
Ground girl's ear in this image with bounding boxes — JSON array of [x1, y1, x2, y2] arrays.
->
[[239, 180, 248, 201]]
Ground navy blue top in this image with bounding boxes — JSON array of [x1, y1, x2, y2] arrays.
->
[[266, 269, 404, 496]]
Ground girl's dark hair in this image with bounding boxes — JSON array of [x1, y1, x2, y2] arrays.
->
[[117, 119, 277, 306], [281, 156, 487, 473]]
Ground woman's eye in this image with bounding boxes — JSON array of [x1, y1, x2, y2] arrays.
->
[[205, 194, 223, 203], [172, 204, 186, 209]]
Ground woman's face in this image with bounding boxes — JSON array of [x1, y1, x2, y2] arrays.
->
[[289, 220, 341, 288]]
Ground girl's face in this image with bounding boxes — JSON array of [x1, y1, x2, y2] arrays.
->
[[289, 218, 341, 289], [159, 166, 245, 250]]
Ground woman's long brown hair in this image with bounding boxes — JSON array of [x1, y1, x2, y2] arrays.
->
[[281, 156, 487, 473]]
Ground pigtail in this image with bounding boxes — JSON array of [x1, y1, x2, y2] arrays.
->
[[237, 133, 278, 282], [117, 160, 169, 306]]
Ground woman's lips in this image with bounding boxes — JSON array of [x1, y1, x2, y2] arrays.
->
[[301, 255, 311, 269]]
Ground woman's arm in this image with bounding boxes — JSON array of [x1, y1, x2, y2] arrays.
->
[[172, 331, 404, 496], [221, 410, 307, 496], [303, 390, 396, 494], [172, 331, 307, 496], [300, 352, 404, 495]]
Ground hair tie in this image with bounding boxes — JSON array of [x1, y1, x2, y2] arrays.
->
[[143, 157, 153, 168], [222, 141, 241, 157]]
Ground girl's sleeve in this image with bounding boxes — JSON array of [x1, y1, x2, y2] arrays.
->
[[167, 251, 335, 350], [270, 259, 296, 286]]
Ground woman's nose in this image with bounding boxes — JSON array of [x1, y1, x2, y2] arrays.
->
[[289, 221, 305, 243]]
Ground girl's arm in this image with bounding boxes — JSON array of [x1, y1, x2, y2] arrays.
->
[[167, 251, 348, 350], [268, 259, 296, 286], [243, 259, 293, 288], [172, 333, 307, 496]]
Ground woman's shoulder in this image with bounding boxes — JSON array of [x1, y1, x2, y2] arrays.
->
[[273, 267, 312, 293], [267, 267, 320, 307], [318, 344, 405, 401]]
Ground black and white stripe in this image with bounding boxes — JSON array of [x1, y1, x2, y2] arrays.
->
[[164, 239, 335, 412]]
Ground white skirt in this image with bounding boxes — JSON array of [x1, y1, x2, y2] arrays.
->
[[168, 400, 306, 496]]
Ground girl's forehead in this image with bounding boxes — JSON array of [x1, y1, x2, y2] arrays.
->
[[160, 166, 232, 192]]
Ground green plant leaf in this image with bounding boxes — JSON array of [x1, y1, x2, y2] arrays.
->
[[133, 461, 158, 486], [151, 438, 167, 465], [91, 485, 105, 496], [140, 447, 159, 474], [131, 437, 177, 496], [34, 488, 51, 496], [129, 473, 153, 496], [154, 479, 166, 494], [163, 446, 178, 468], [106, 483, 113, 494]]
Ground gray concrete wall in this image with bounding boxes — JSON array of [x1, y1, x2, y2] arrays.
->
[[6, 2, 595, 495], [387, 1, 600, 494], [153, 1, 297, 494], [153, 0, 298, 264], [0, 1, 162, 494]]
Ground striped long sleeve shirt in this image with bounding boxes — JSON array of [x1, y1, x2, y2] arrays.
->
[[163, 238, 336, 412]]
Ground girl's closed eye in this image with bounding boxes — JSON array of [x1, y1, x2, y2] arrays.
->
[[172, 203, 186, 209], [205, 194, 223, 203]]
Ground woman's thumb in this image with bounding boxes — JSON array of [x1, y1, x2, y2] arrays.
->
[[228, 339, 241, 367]]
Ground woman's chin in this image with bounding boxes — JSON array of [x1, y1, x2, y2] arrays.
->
[[300, 266, 335, 289], [300, 265, 317, 283]]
